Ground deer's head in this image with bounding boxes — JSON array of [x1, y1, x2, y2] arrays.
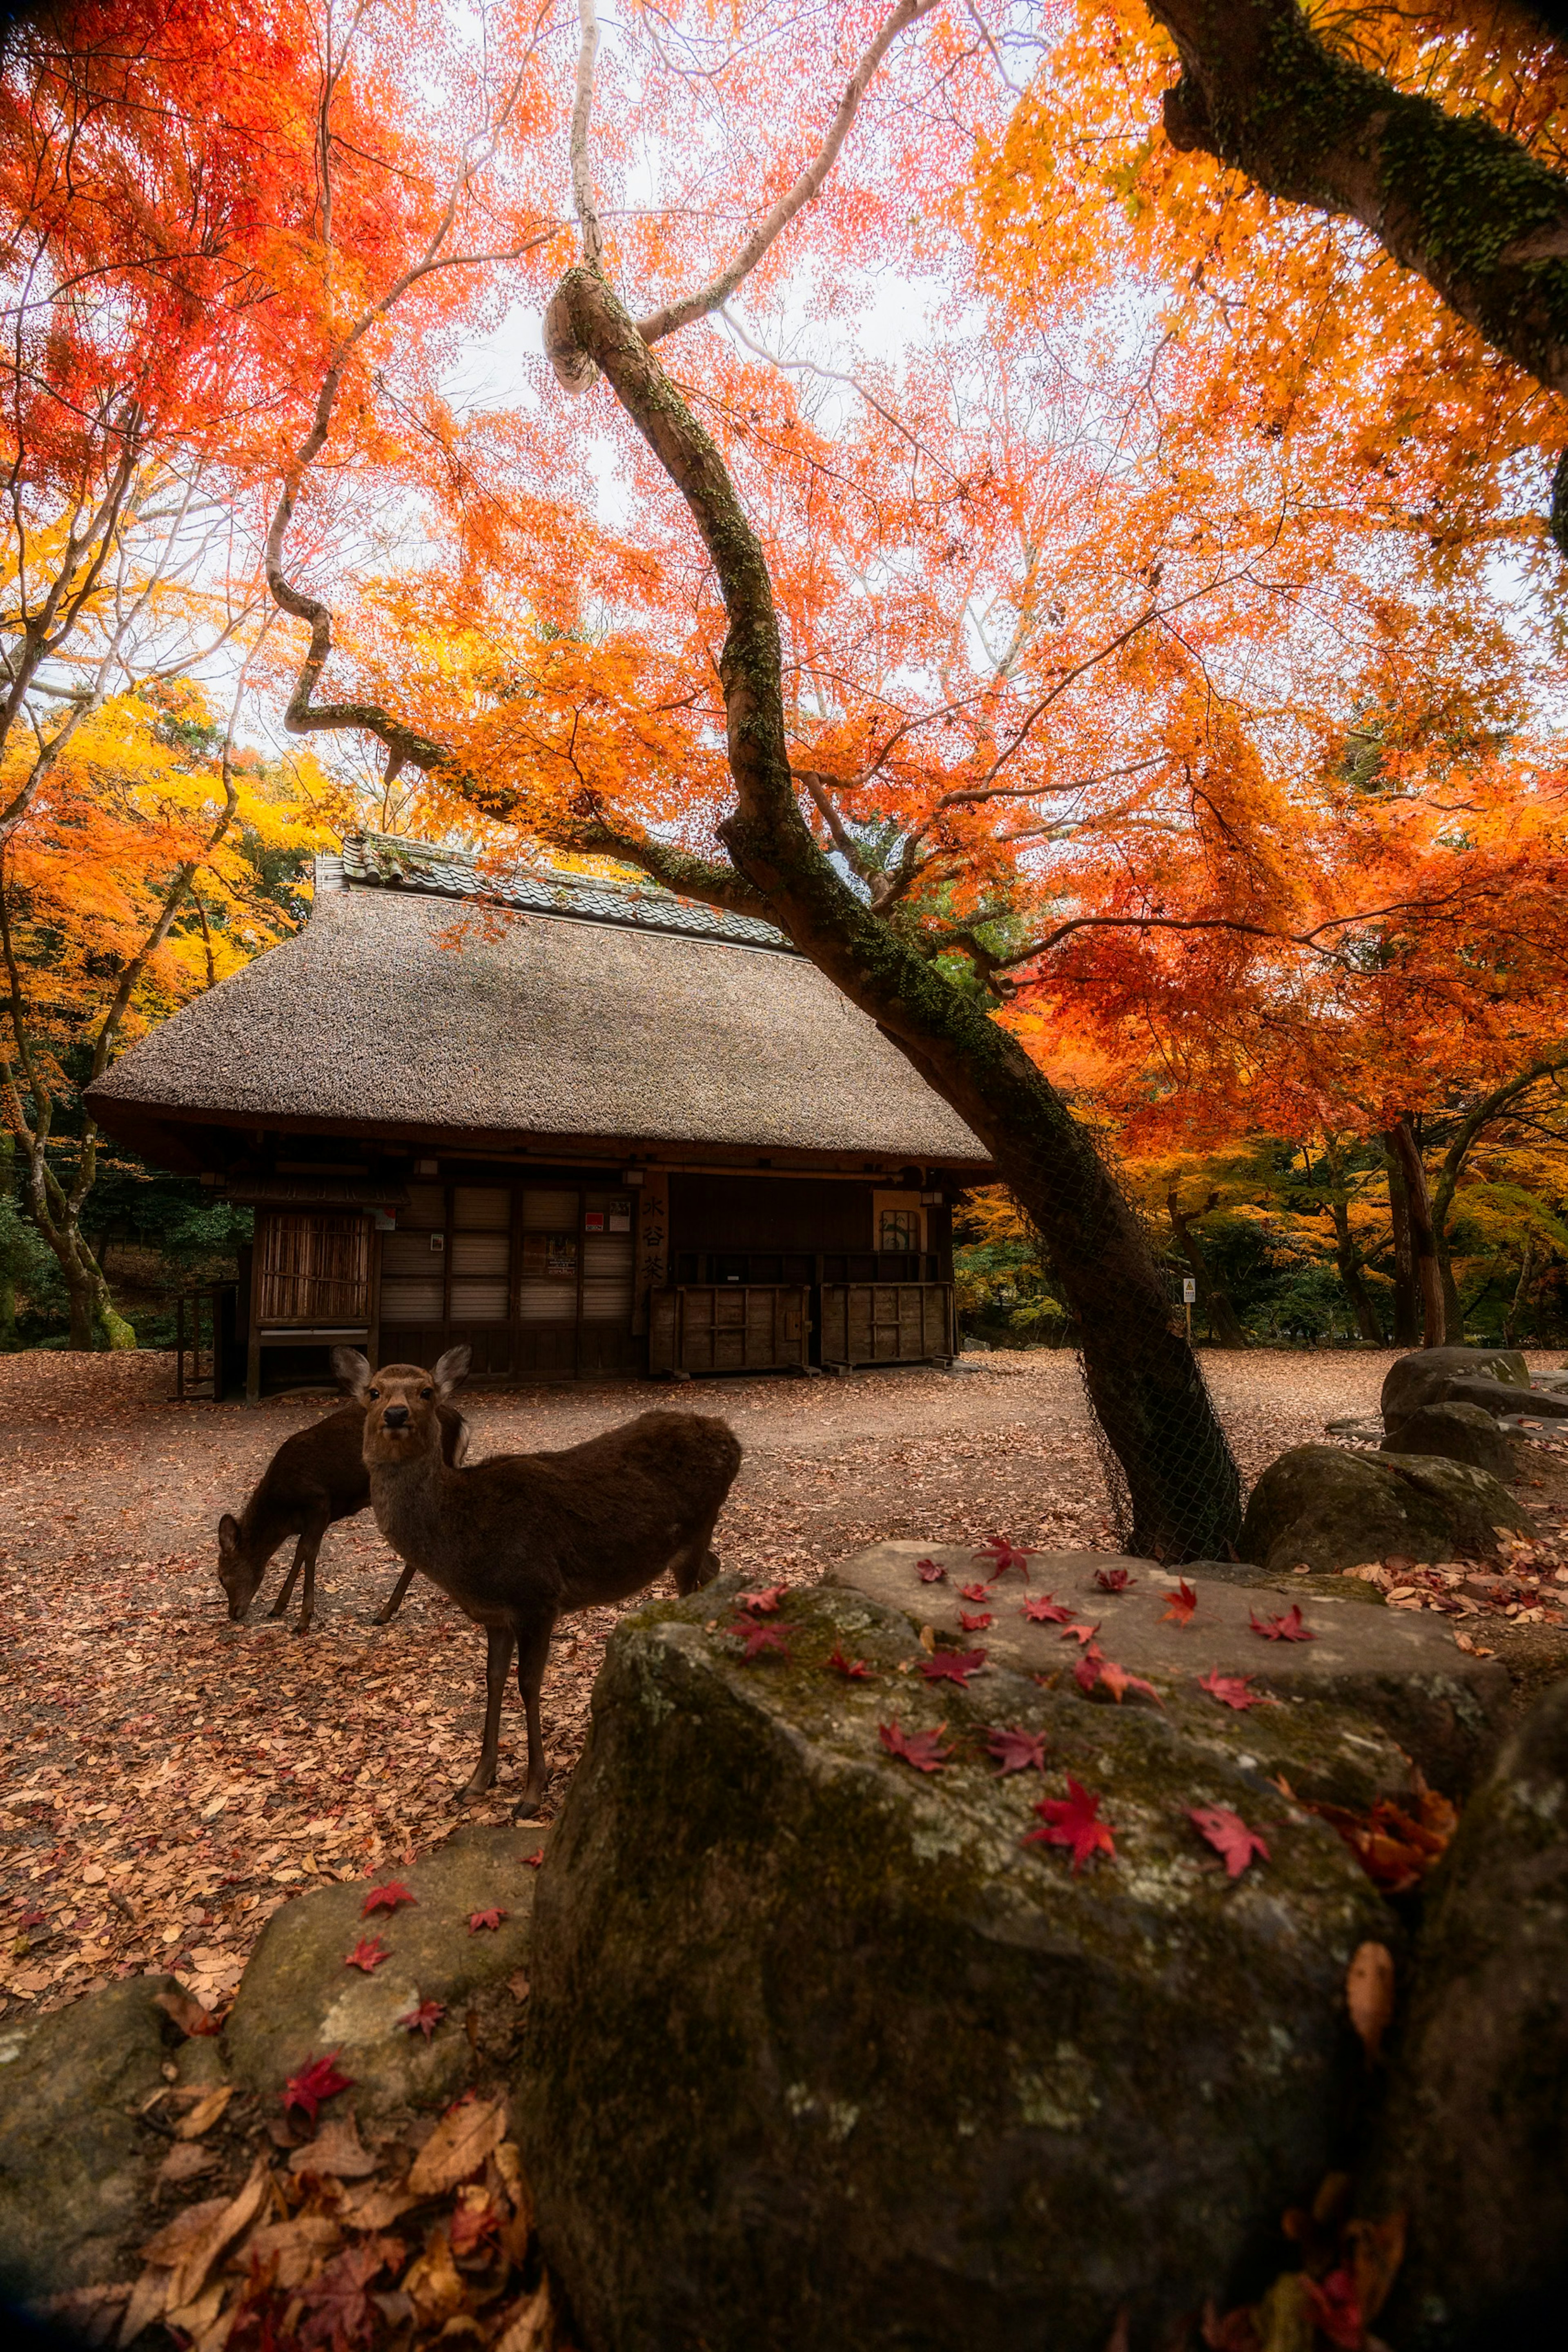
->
[[216, 1512, 265, 1620], [335, 1344, 470, 1466]]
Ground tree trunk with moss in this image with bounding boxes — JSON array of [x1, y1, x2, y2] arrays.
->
[[1166, 1190, 1248, 1348], [540, 268, 1241, 1560]]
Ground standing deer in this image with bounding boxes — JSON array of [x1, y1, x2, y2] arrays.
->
[[218, 1393, 470, 1632], [335, 1344, 742, 1816]]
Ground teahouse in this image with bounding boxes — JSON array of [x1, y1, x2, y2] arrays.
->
[[87, 833, 993, 1394]]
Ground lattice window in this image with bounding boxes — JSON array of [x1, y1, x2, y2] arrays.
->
[[256, 1213, 370, 1325]]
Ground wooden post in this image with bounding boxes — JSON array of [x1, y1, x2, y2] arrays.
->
[[245, 1217, 265, 1403]]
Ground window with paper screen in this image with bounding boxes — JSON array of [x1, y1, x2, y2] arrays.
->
[[451, 1186, 510, 1323], [519, 1188, 579, 1323], [380, 1183, 447, 1324], [582, 1192, 634, 1323]]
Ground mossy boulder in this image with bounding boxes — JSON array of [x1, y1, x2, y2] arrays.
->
[[1364, 1680, 1568, 2349], [0, 1974, 184, 2306], [514, 1576, 1391, 2352], [1238, 1445, 1530, 1578], [1381, 1347, 1529, 1426], [223, 1824, 543, 2122], [1380, 1400, 1517, 1479]]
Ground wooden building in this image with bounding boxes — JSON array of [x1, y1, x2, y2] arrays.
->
[[87, 833, 993, 1395]]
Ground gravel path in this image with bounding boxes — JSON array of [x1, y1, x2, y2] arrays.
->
[[0, 1344, 1536, 2021]]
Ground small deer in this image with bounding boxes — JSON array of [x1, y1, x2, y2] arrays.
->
[[336, 1344, 742, 1816], [218, 1392, 470, 1633]]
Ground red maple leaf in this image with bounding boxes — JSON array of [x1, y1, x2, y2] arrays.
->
[[915, 1557, 947, 1583], [523, 1851, 544, 1869], [283, 2052, 354, 2128], [1198, 1668, 1274, 1712], [974, 1537, 1030, 1579], [738, 1582, 789, 1615], [468, 1908, 507, 1933], [919, 1647, 987, 1685], [1303, 2268, 1363, 2351], [361, 1881, 416, 1917], [1095, 1567, 1134, 1593], [1022, 1777, 1116, 1872], [449, 2199, 501, 2258], [826, 1646, 871, 1679], [1021, 1594, 1073, 1624], [1250, 1605, 1314, 1642], [958, 1581, 991, 1602], [297, 2243, 384, 2352], [879, 1719, 953, 1772], [1073, 1647, 1105, 1694], [960, 1608, 994, 1632], [399, 1998, 445, 2042], [1058, 1620, 1101, 1645], [1161, 1578, 1198, 1627], [987, 1725, 1047, 1774], [1096, 1657, 1162, 1706], [728, 1619, 790, 1661], [1189, 1805, 1271, 1878], [343, 1937, 388, 1973]]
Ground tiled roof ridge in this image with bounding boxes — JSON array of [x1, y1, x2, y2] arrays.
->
[[325, 829, 796, 955]]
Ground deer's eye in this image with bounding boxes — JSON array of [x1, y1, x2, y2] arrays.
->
[[368, 1388, 380, 1400], [419, 1387, 433, 1399]]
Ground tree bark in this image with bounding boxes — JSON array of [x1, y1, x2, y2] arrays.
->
[[543, 265, 1243, 1560], [1503, 1233, 1535, 1347], [1166, 1190, 1248, 1347], [1382, 1137, 1422, 1347], [1147, 0, 1568, 406], [1429, 1059, 1568, 1342], [1319, 1137, 1383, 1343], [1386, 1117, 1444, 1347]]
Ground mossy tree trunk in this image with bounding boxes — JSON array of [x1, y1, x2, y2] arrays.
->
[[1382, 1139, 1422, 1349], [1318, 1137, 1383, 1344], [543, 267, 1242, 1560], [1166, 1189, 1248, 1348]]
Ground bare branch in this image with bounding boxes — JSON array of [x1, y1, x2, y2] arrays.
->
[[571, 0, 605, 271]]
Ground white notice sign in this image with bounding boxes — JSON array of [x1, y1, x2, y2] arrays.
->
[[1182, 1278, 1197, 1304]]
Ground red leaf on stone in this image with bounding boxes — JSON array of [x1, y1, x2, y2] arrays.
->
[[1303, 2267, 1363, 2350], [1020, 1594, 1073, 1624], [344, 1937, 388, 1973], [283, 2052, 354, 2128], [1097, 1658, 1161, 1706], [974, 1538, 1030, 1579], [728, 1619, 790, 1661], [1250, 1605, 1314, 1642], [1074, 1650, 1103, 1694], [879, 1719, 953, 1772], [1095, 1567, 1134, 1593], [399, 1998, 445, 2042], [918, 1648, 987, 1685], [468, 1909, 507, 1933], [1161, 1579, 1198, 1627], [1059, 1621, 1101, 1645], [959, 1581, 991, 1602], [826, 1647, 872, 1679], [1198, 1669, 1274, 1711], [915, 1558, 947, 1583], [296, 2243, 384, 2352], [738, 1583, 788, 1615], [1022, 1777, 1116, 1872], [960, 1609, 993, 1632], [361, 1881, 416, 1917], [523, 1852, 544, 1869], [986, 1725, 1047, 1775], [1189, 1805, 1271, 1878]]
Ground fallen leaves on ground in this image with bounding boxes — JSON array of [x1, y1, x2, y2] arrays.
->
[[986, 1726, 1047, 1775], [1345, 1941, 1396, 2067], [958, 1581, 990, 1602], [344, 1937, 388, 1973], [399, 1997, 445, 2042], [468, 1908, 506, 1933], [915, 1557, 947, 1583], [1250, 1605, 1314, 1643], [1021, 1594, 1072, 1624], [1188, 1806, 1271, 1879], [974, 1538, 1031, 1578], [1200, 2178, 1406, 2352], [1292, 1783, 1458, 1896], [878, 1720, 953, 1773], [825, 1647, 871, 1679], [1161, 1578, 1198, 1627], [918, 1648, 987, 1685], [726, 1620, 790, 1663], [736, 1583, 788, 1615], [960, 1609, 993, 1631], [1094, 1567, 1133, 1594], [1081, 1655, 1161, 1707], [1023, 1777, 1116, 1872], [284, 2053, 354, 2129], [1198, 1670, 1274, 1712], [362, 1882, 416, 1917]]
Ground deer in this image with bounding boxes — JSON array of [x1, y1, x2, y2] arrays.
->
[[334, 1344, 743, 1817], [217, 1391, 471, 1633]]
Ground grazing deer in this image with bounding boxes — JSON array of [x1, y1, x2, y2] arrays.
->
[[335, 1344, 742, 1816], [218, 1393, 470, 1633]]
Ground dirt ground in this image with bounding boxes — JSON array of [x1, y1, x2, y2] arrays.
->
[[1, 1344, 1562, 2024]]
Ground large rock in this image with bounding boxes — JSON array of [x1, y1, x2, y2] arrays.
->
[[1381, 1400, 1517, 1479], [1364, 1680, 1568, 2348], [836, 1542, 1510, 1798], [516, 1575, 1392, 2352], [1381, 1346, 1529, 1426], [224, 1824, 543, 2121], [0, 1974, 183, 2305], [1239, 1445, 1530, 1581]]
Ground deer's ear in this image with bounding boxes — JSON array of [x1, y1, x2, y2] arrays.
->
[[332, 1347, 371, 1398], [218, 1513, 240, 1554], [432, 1342, 471, 1396]]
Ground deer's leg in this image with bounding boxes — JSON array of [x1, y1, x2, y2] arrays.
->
[[268, 1535, 308, 1621], [511, 1613, 557, 1821], [290, 1514, 330, 1634], [458, 1626, 515, 1804], [373, 1560, 419, 1625], [670, 1503, 724, 1596]]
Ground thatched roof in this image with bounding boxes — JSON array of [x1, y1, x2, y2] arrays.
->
[[88, 835, 991, 1170]]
